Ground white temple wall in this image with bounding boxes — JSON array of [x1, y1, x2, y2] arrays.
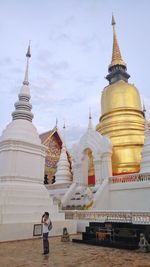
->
[[109, 181, 150, 211], [93, 178, 110, 209], [94, 159, 101, 184], [93, 179, 150, 211], [74, 163, 82, 184], [0, 220, 77, 242], [140, 122, 150, 173], [101, 153, 112, 180], [140, 152, 150, 173]]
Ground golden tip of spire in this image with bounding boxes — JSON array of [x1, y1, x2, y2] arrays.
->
[[109, 15, 126, 70], [112, 14, 116, 26], [26, 41, 31, 58]]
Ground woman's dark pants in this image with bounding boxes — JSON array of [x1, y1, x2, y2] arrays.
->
[[43, 232, 49, 253]]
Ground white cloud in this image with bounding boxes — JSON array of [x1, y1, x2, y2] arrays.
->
[[61, 124, 86, 148]]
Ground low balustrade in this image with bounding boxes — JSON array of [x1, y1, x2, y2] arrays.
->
[[64, 210, 150, 224], [109, 173, 150, 184]]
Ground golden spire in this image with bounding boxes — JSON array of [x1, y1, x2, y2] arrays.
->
[[109, 15, 126, 70]]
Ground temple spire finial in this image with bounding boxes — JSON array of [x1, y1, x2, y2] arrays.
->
[[112, 13, 116, 26], [109, 14, 126, 71], [23, 41, 31, 86], [63, 120, 66, 130], [55, 118, 58, 129], [89, 107, 92, 120], [88, 108, 93, 129], [143, 101, 146, 118], [12, 43, 33, 122], [106, 15, 130, 84], [62, 120, 66, 147]]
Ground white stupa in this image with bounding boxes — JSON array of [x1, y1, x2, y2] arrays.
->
[[55, 143, 72, 184], [0, 45, 57, 241], [140, 119, 150, 173], [55, 123, 72, 184]]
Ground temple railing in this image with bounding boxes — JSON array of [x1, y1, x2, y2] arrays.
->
[[109, 173, 150, 184], [64, 210, 150, 224]]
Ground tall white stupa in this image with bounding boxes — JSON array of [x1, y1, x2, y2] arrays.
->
[[0, 45, 56, 241]]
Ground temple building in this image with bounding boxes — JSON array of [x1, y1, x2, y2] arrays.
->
[[0, 16, 150, 244], [96, 15, 145, 175], [39, 126, 71, 184]]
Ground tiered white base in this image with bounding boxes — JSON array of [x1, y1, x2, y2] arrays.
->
[[0, 179, 75, 241], [0, 181, 54, 223]]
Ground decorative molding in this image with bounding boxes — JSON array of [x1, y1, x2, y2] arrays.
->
[[109, 172, 150, 184], [0, 176, 43, 184], [64, 210, 150, 224]]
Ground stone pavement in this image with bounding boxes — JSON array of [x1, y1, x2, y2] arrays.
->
[[0, 235, 150, 267]]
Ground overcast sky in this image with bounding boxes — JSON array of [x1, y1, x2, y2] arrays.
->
[[0, 0, 150, 147]]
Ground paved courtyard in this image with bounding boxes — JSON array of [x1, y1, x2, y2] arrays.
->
[[0, 235, 150, 267]]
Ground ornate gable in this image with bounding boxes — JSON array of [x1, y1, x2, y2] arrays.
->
[[39, 128, 63, 183]]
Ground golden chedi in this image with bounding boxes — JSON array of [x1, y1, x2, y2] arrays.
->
[[96, 16, 145, 175]]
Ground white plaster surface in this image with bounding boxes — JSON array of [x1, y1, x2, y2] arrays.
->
[[140, 121, 150, 173], [0, 220, 77, 242], [93, 178, 150, 211], [0, 119, 41, 145], [77, 220, 89, 232], [109, 181, 150, 211]]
